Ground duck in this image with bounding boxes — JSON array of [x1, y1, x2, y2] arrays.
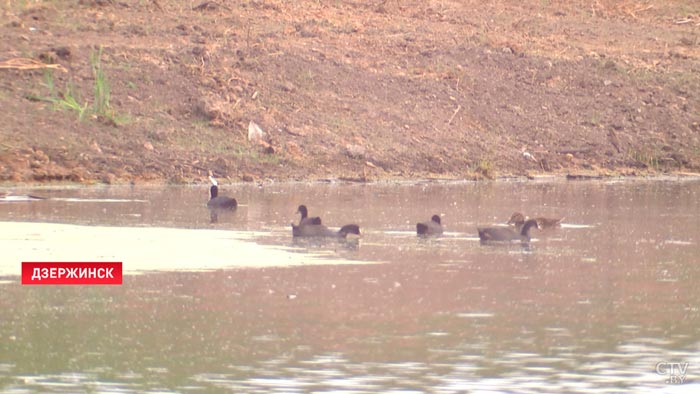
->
[[507, 212, 562, 230], [478, 218, 539, 243], [291, 204, 360, 238], [416, 214, 443, 235], [536, 216, 564, 229], [506, 212, 526, 230], [292, 223, 361, 238], [206, 176, 237, 209], [296, 205, 322, 226]]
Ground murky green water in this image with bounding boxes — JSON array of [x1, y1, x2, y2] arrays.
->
[[1, 179, 699, 392]]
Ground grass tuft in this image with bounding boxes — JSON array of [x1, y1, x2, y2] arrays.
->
[[628, 148, 660, 170], [473, 158, 495, 179], [28, 47, 121, 125], [90, 46, 112, 118], [56, 84, 89, 121]]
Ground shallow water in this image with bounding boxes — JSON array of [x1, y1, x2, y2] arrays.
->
[[1, 179, 699, 392]]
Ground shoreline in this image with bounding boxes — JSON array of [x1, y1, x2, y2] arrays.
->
[[2, 1, 698, 188], [2, 170, 700, 189]]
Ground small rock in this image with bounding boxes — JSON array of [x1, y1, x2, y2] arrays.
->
[[91, 142, 103, 154], [286, 141, 302, 158], [143, 142, 154, 151], [540, 158, 551, 172], [345, 144, 365, 159], [280, 81, 296, 92], [34, 150, 49, 162], [258, 139, 275, 154], [52, 46, 71, 60], [191, 46, 207, 56], [101, 173, 116, 184]]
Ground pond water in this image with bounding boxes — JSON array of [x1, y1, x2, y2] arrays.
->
[[0, 179, 699, 393]]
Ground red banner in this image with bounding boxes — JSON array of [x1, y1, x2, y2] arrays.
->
[[21, 262, 123, 285]]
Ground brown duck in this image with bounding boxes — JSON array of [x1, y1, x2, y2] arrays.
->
[[508, 212, 562, 230]]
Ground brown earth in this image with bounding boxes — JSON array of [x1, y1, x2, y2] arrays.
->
[[1, 0, 699, 184]]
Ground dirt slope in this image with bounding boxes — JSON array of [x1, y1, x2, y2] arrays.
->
[[1, 0, 699, 183]]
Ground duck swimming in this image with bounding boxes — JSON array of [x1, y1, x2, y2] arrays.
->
[[296, 205, 322, 226], [292, 223, 361, 238], [291, 204, 360, 238], [206, 177, 237, 209], [508, 212, 562, 230], [416, 214, 443, 235], [478, 218, 539, 244]]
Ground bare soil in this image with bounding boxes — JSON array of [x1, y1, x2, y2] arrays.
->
[[1, 0, 699, 184]]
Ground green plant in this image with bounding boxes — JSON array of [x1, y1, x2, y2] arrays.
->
[[588, 112, 603, 127], [42, 69, 56, 99], [90, 46, 113, 119], [56, 84, 89, 120], [29, 47, 122, 125], [628, 148, 660, 170], [26, 70, 58, 103], [473, 158, 495, 179], [28, 71, 89, 119], [228, 143, 281, 164]]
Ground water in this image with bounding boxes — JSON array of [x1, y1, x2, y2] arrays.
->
[[1, 179, 699, 393]]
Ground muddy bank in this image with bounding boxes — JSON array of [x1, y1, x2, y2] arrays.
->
[[1, 0, 699, 184]]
